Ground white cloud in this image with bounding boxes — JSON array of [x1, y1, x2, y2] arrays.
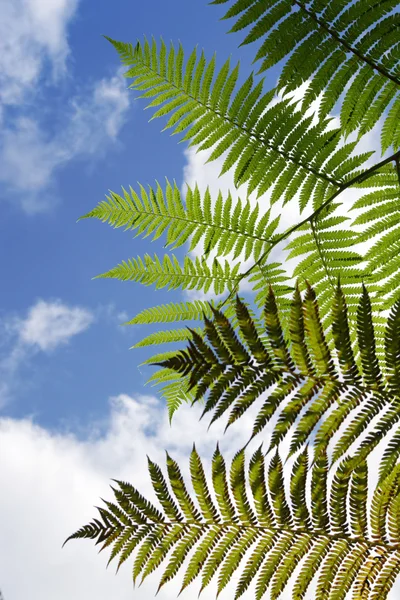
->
[[0, 0, 132, 213], [0, 118, 63, 193], [1, 392, 398, 599], [0, 71, 131, 213], [65, 70, 131, 152], [17, 299, 94, 351], [0, 0, 79, 105], [0, 299, 94, 406], [0, 393, 261, 600]]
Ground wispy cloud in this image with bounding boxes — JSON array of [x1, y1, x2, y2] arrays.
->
[[0, 0, 132, 213], [17, 299, 94, 351], [0, 392, 263, 600], [0, 71, 131, 213], [0, 0, 79, 106], [0, 299, 94, 405]]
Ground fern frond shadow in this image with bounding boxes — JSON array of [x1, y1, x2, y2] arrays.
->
[[158, 282, 400, 468]]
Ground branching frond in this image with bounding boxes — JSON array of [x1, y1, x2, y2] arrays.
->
[[106, 36, 373, 209], [82, 181, 280, 262], [95, 253, 240, 295], [158, 283, 400, 465], [74, 10, 400, 599], [66, 446, 400, 599], [211, 0, 400, 153], [285, 201, 368, 322]]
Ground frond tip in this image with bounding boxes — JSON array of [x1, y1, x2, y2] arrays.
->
[[66, 446, 400, 599]]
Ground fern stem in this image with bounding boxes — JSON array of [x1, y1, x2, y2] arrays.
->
[[238, 149, 400, 287], [310, 220, 336, 291], [293, 1, 400, 88], [102, 514, 400, 552]]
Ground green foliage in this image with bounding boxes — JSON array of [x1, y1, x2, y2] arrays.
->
[[80, 18, 400, 428], [133, 327, 202, 347], [211, 0, 400, 153], [159, 283, 400, 466], [123, 299, 215, 325], [83, 180, 280, 261], [128, 298, 230, 419], [351, 166, 400, 309], [96, 252, 240, 294], [72, 0, 400, 596], [107, 36, 373, 209], [66, 446, 400, 599]]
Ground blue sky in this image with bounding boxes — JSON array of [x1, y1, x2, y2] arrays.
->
[[0, 2, 285, 599], [0, 0, 278, 430], [0, 2, 396, 600]]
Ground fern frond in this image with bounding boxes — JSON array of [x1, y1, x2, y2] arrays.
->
[[107, 36, 373, 209], [95, 253, 240, 295], [67, 446, 400, 599], [211, 0, 400, 152], [123, 299, 215, 325], [133, 327, 202, 348], [159, 282, 400, 465], [82, 181, 279, 262]]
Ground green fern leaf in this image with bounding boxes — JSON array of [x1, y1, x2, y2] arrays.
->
[[211, 0, 400, 153], [123, 299, 215, 325], [133, 327, 202, 347], [106, 36, 373, 208], [67, 446, 400, 599], [160, 283, 400, 462], [96, 253, 240, 295], [82, 181, 278, 262]]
